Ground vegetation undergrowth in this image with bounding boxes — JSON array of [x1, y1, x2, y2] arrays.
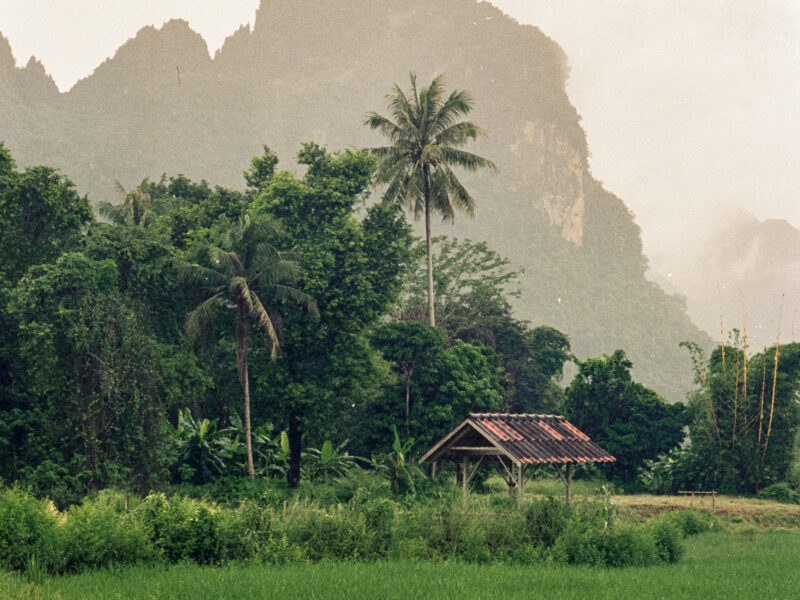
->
[[0, 478, 712, 576], [4, 531, 800, 600]]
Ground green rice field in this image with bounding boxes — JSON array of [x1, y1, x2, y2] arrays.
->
[[3, 530, 799, 600]]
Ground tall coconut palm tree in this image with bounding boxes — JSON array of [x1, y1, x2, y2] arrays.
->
[[365, 73, 496, 326], [184, 216, 318, 477]]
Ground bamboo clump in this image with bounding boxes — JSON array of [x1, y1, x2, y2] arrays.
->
[[762, 295, 784, 463]]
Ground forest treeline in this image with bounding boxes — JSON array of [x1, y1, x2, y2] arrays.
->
[[1, 139, 799, 505]]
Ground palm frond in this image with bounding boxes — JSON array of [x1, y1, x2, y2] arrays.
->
[[438, 147, 497, 173], [269, 284, 320, 320], [438, 164, 476, 217], [435, 121, 484, 147], [248, 290, 280, 360], [185, 292, 224, 345]]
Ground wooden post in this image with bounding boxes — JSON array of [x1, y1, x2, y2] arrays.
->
[[712, 491, 716, 513], [462, 454, 469, 505], [565, 463, 573, 505], [517, 463, 525, 506]]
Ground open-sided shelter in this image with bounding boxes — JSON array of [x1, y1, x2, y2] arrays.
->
[[419, 413, 615, 504]]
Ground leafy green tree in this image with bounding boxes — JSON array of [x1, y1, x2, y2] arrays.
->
[[183, 216, 317, 478], [371, 321, 444, 436], [402, 236, 571, 412], [506, 325, 572, 414], [565, 350, 686, 482], [249, 144, 413, 487], [243, 145, 279, 194], [8, 253, 167, 495], [0, 144, 93, 282], [358, 339, 504, 457], [680, 341, 800, 492], [366, 74, 496, 326], [402, 237, 520, 344]]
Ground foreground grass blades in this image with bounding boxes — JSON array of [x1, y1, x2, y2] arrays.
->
[[2, 531, 799, 600]]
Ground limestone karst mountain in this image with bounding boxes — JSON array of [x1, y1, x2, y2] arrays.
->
[[0, 0, 713, 401]]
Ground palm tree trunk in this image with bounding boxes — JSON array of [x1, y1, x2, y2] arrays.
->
[[424, 169, 435, 327], [288, 411, 302, 488], [405, 376, 411, 438], [236, 309, 256, 478]]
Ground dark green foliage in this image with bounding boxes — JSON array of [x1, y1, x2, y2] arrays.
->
[[243, 145, 279, 194], [8, 253, 168, 496], [302, 440, 364, 483], [667, 510, 714, 537], [0, 146, 93, 282], [524, 497, 572, 548], [248, 144, 413, 485], [648, 517, 684, 563], [400, 237, 572, 414], [138, 494, 225, 565], [169, 409, 231, 484], [552, 520, 659, 567], [682, 342, 800, 493], [565, 350, 686, 482], [0, 481, 687, 575], [757, 482, 800, 505]]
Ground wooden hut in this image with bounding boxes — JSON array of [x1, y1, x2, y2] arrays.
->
[[419, 413, 615, 504]]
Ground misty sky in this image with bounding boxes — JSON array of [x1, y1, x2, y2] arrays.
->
[[2, 0, 799, 271]]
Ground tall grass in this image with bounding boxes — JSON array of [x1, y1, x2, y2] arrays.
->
[[3, 531, 799, 600]]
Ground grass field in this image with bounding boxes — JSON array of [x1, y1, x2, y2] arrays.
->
[[3, 530, 800, 600]]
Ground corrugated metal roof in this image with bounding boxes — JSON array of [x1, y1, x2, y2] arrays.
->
[[420, 413, 615, 465]]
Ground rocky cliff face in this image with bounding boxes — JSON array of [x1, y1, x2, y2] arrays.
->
[[0, 0, 710, 401]]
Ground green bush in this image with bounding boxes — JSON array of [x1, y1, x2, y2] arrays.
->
[[669, 509, 714, 536], [281, 506, 371, 561], [757, 482, 800, 505], [553, 520, 662, 567], [59, 490, 158, 573], [525, 497, 572, 548], [136, 493, 225, 565], [648, 517, 684, 563], [0, 485, 60, 572]]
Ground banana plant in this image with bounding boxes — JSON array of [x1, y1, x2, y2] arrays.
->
[[372, 426, 425, 495], [303, 439, 365, 483], [169, 408, 229, 484]]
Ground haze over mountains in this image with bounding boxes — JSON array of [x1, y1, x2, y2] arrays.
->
[[4, 0, 794, 401]]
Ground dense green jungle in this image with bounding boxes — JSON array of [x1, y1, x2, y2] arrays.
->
[[0, 0, 712, 402], [3, 3, 800, 596]]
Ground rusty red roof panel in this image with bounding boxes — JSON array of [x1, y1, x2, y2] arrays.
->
[[466, 413, 615, 464]]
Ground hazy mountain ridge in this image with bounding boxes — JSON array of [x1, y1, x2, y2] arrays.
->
[[650, 208, 800, 350], [0, 0, 711, 401]]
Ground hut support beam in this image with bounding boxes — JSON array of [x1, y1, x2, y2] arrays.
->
[[461, 454, 468, 503], [553, 463, 574, 504], [495, 456, 518, 497]]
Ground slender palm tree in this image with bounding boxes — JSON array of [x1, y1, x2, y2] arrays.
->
[[184, 216, 317, 477], [365, 73, 496, 326], [97, 179, 157, 227]]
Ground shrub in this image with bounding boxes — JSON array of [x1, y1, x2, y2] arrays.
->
[[59, 490, 158, 573], [669, 509, 714, 536], [0, 485, 60, 572], [757, 482, 800, 505], [648, 516, 684, 563], [525, 497, 572, 548], [136, 493, 225, 565], [553, 520, 661, 567]]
